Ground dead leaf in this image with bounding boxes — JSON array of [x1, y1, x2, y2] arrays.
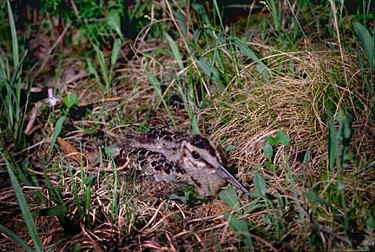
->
[[57, 136, 81, 163]]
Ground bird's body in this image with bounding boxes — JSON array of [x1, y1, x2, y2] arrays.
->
[[115, 129, 248, 197]]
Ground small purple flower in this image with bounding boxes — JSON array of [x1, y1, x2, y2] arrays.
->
[[44, 87, 61, 106]]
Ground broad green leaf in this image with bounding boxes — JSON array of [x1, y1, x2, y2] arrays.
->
[[63, 93, 78, 109], [263, 141, 273, 160], [253, 173, 267, 197], [219, 187, 241, 213], [224, 145, 236, 152], [85, 174, 97, 186], [169, 194, 188, 204], [265, 162, 277, 172], [104, 146, 119, 157], [275, 130, 290, 145], [265, 136, 278, 145], [70, 241, 81, 252], [302, 191, 329, 207], [35, 205, 67, 219]]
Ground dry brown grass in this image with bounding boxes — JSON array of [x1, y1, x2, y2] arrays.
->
[[208, 45, 374, 181]]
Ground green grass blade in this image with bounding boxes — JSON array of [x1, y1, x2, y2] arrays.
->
[[191, 114, 201, 134], [2, 153, 44, 252], [110, 160, 119, 220], [0, 56, 7, 80], [0, 224, 34, 252], [7, 0, 21, 135], [230, 36, 269, 81], [302, 191, 329, 207], [9, 51, 28, 138], [48, 116, 66, 157], [107, 10, 124, 41], [285, 160, 311, 248], [93, 44, 110, 89], [191, 2, 211, 25], [145, 71, 176, 126], [353, 22, 374, 70], [87, 59, 105, 91], [67, 162, 83, 219], [213, 0, 225, 31], [9, 51, 27, 87], [224, 213, 253, 251], [328, 119, 337, 173], [197, 56, 224, 89], [173, 10, 188, 37], [165, 33, 184, 70], [110, 39, 121, 83], [6, 0, 27, 143], [355, 43, 373, 95], [253, 173, 267, 197], [7, 0, 19, 69], [84, 175, 96, 212], [264, 0, 281, 31], [229, 36, 264, 66]]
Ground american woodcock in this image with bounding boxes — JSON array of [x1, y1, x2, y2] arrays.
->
[[115, 128, 248, 197]]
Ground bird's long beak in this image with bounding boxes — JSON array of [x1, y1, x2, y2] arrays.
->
[[217, 165, 249, 194]]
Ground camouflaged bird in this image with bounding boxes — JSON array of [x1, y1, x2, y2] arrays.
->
[[115, 128, 248, 197]]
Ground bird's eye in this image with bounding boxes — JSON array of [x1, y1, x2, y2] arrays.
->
[[191, 151, 200, 159]]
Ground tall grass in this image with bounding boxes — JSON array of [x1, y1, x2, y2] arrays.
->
[[0, 2, 42, 249], [1, 152, 43, 251], [353, 22, 374, 95], [0, 0, 29, 149]]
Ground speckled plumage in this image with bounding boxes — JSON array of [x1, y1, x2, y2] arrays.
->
[[115, 129, 248, 197]]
